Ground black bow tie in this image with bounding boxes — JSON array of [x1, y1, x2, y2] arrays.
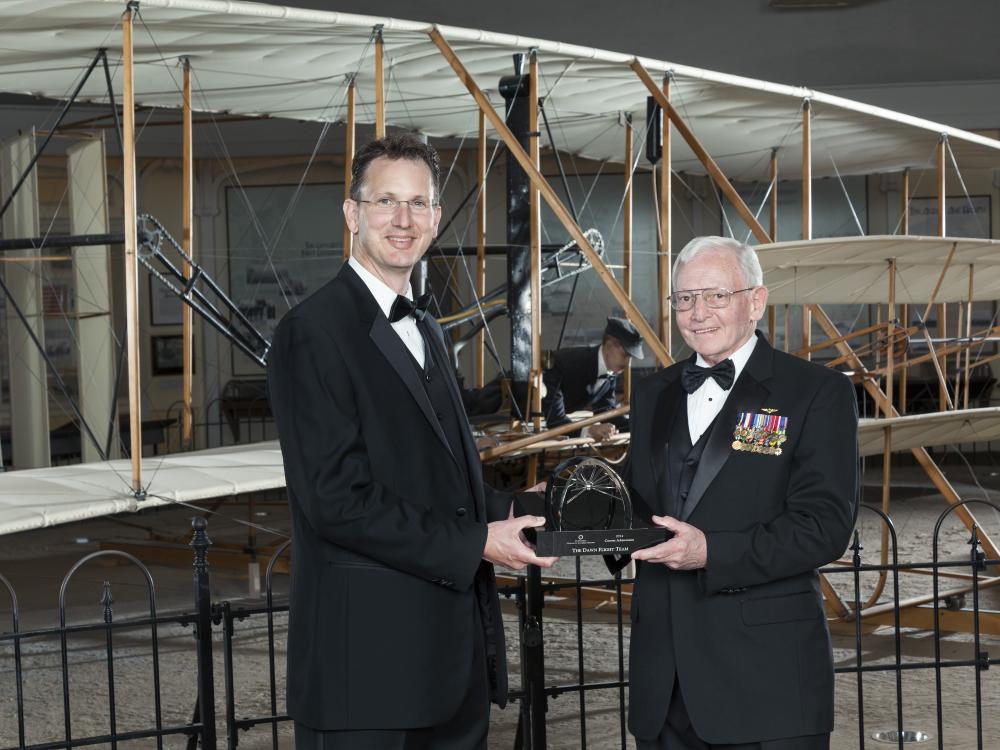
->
[[681, 358, 735, 394], [388, 292, 432, 323]]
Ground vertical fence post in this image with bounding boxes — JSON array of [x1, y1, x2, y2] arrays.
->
[[192, 517, 217, 750], [523, 566, 546, 749]]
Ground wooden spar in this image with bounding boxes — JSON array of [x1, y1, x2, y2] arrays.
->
[[801, 99, 812, 360], [900, 303, 908, 413], [342, 76, 355, 260], [769, 148, 778, 240], [937, 136, 947, 409], [783, 304, 790, 352], [480, 406, 629, 460], [374, 27, 385, 139], [767, 306, 776, 344], [964, 264, 974, 409], [658, 74, 672, 354], [475, 110, 486, 387], [808, 303, 1000, 565], [528, 50, 542, 475], [900, 168, 910, 234], [868, 258, 897, 605], [122, 5, 142, 492], [623, 115, 633, 402], [428, 28, 671, 366], [181, 58, 194, 445], [633, 60, 771, 244]]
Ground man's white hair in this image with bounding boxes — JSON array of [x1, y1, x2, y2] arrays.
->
[[673, 236, 763, 288]]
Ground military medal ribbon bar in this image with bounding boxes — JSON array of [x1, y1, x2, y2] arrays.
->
[[732, 411, 789, 456]]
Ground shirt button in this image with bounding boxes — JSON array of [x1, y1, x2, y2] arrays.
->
[[425, 373, 432, 382], [455, 507, 467, 517]]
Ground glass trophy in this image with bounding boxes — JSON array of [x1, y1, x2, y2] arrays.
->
[[533, 456, 668, 556]]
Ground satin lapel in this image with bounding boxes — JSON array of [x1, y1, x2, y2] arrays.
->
[[421, 317, 487, 515], [369, 315, 457, 463], [649, 382, 684, 516], [680, 339, 773, 521]]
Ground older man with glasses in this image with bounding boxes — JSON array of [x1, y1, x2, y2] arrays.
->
[[623, 236, 859, 749]]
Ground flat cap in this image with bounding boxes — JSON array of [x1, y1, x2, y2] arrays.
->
[[605, 316, 644, 359]]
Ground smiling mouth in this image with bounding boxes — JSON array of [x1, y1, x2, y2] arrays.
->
[[690, 327, 720, 335], [386, 235, 417, 248]]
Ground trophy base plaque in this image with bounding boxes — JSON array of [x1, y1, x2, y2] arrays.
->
[[535, 527, 669, 557]]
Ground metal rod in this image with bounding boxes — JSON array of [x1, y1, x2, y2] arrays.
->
[[429, 29, 670, 366], [528, 51, 542, 436], [0, 49, 104, 223], [623, 116, 634, 403], [475, 110, 487, 387], [801, 100, 812, 361], [964, 265, 974, 409]]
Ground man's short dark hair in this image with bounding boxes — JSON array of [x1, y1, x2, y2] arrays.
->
[[350, 133, 441, 202]]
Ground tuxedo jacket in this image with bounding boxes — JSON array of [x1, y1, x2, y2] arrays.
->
[[268, 264, 511, 731], [624, 333, 858, 745], [542, 346, 626, 432]]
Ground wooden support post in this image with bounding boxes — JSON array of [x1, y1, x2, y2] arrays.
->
[[900, 168, 910, 234], [899, 303, 908, 414], [475, 110, 487, 387], [624, 115, 634, 401], [528, 51, 542, 440], [122, 5, 143, 492], [634, 61, 770, 243], [783, 304, 790, 352], [964, 265, 974, 409], [938, 303, 949, 410], [429, 29, 670, 365], [767, 306, 776, 345], [769, 148, 778, 241], [658, 74, 672, 355], [343, 76, 356, 260], [181, 59, 194, 447], [801, 100, 812, 360], [937, 136, 948, 409], [374, 27, 385, 139]]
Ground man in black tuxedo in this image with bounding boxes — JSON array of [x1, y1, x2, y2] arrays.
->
[[268, 133, 556, 750], [625, 236, 858, 749], [541, 316, 644, 440]]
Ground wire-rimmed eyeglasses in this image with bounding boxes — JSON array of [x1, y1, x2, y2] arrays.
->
[[356, 196, 437, 214], [669, 287, 756, 311]]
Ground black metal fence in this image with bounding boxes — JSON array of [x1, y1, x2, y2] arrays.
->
[[1, 502, 997, 750]]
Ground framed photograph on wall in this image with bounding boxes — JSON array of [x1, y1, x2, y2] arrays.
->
[[149, 275, 183, 326], [151, 334, 193, 376], [908, 195, 991, 239]]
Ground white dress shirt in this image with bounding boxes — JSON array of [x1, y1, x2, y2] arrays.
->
[[348, 257, 425, 368], [687, 334, 758, 444]]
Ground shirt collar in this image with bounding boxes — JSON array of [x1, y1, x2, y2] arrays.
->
[[596, 343, 612, 377], [348, 256, 413, 320], [695, 331, 758, 383]]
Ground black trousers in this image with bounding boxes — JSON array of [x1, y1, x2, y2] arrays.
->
[[635, 678, 830, 750], [293, 608, 489, 750]]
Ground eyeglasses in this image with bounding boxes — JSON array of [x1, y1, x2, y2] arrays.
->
[[669, 287, 755, 311], [356, 197, 437, 214]]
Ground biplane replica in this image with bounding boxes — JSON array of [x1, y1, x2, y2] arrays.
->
[[0, 0, 998, 636]]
